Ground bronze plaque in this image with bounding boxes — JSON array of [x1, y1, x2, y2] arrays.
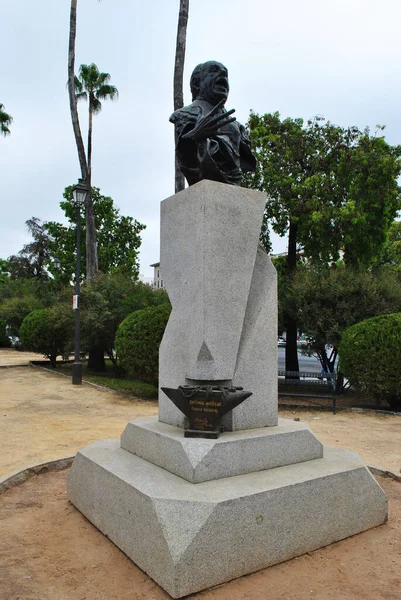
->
[[161, 385, 252, 439]]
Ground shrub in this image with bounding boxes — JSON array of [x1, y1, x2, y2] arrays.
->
[[0, 295, 43, 336], [339, 313, 401, 410], [19, 307, 73, 366], [0, 319, 10, 347], [115, 303, 171, 385], [78, 273, 170, 372]]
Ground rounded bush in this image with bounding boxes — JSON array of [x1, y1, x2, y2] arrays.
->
[[339, 313, 401, 410], [20, 307, 72, 366], [115, 303, 171, 385]]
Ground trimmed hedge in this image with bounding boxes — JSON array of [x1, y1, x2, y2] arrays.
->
[[115, 303, 171, 385], [19, 307, 73, 366], [339, 313, 401, 410]]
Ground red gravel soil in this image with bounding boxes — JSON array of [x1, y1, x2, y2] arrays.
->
[[1, 469, 400, 600]]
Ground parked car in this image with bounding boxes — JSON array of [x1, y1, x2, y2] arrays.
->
[[277, 337, 286, 347], [297, 334, 309, 348], [8, 335, 20, 348]]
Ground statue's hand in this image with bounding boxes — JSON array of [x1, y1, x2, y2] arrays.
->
[[182, 99, 236, 142]]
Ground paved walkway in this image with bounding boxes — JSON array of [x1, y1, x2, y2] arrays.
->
[[0, 348, 48, 367], [0, 349, 400, 477], [0, 352, 158, 477]]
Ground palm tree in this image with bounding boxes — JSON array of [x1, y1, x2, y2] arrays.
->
[[0, 103, 13, 137], [173, 0, 189, 193], [75, 64, 119, 184], [68, 1, 88, 180], [74, 63, 118, 281]]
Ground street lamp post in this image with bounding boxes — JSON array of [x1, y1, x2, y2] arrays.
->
[[53, 257, 61, 296], [72, 178, 88, 385]]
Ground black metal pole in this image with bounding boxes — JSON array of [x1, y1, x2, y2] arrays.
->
[[72, 203, 82, 385]]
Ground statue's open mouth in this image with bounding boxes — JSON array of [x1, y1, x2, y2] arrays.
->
[[214, 77, 229, 92]]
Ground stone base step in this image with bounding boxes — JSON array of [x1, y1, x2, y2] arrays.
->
[[120, 416, 323, 483], [68, 439, 387, 598]]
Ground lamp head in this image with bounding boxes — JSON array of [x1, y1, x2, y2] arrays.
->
[[72, 178, 88, 207]]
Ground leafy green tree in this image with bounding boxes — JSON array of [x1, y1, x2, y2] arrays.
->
[[44, 186, 145, 284], [246, 112, 401, 372], [290, 264, 401, 390], [7, 218, 52, 281], [0, 273, 55, 303], [0, 260, 10, 285], [79, 274, 168, 371], [0, 256, 62, 336], [74, 63, 119, 281], [0, 103, 13, 137], [0, 295, 45, 336], [377, 221, 401, 268]]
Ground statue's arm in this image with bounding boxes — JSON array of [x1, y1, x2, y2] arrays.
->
[[170, 103, 241, 185], [182, 100, 236, 142]]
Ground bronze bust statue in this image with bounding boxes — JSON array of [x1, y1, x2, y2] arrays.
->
[[170, 61, 256, 186]]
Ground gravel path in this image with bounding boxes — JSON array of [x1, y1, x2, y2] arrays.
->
[[1, 470, 400, 600], [0, 349, 400, 477]]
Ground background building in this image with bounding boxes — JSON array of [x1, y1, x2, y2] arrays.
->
[[150, 262, 164, 289]]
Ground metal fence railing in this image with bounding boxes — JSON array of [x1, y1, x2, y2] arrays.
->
[[278, 370, 337, 413]]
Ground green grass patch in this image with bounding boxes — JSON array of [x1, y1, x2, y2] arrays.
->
[[54, 360, 158, 400]]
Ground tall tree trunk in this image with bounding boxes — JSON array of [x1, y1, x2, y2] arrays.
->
[[68, 0, 88, 181], [86, 97, 98, 281], [173, 0, 189, 194], [87, 346, 106, 372], [88, 96, 93, 181], [68, 0, 99, 373], [285, 218, 300, 374], [86, 98, 100, 370]]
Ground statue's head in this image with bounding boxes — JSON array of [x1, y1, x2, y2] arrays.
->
[[190, 61, 229, 105]]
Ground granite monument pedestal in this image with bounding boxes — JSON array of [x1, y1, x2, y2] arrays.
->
[[68, 181, 387, 598]]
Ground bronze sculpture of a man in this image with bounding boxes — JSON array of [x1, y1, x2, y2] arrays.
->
[[170, 61, 256, 186]]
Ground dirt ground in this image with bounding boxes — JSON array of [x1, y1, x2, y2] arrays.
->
[[0, 361, 158, 477], [1, 349, 401, 599], [0, 469, 400, 600], [1, 351, 400, 477], [0, 349, 50, 366], [279, 406, 401, 473]]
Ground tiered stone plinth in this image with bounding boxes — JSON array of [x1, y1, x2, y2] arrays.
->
[[68, 424, 387, 598], [120, 416, 323, 483], [68, 181, 387, 598]]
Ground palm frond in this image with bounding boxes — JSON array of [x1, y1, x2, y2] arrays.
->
[[74, 75, 83, 93], [96, 85, 119, 101], [97, 72, 111, 86], [75, 91, 88, 102], [75, 63, 118, 118], [92, 98, 102, 115], [0, 104, 13, 122], [0, 103, 13, 136], [79, 63, 101, 91], [1, 124, 11, 137]]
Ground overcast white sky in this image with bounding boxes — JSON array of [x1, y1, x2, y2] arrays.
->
[[2, 0, 401, 278]]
